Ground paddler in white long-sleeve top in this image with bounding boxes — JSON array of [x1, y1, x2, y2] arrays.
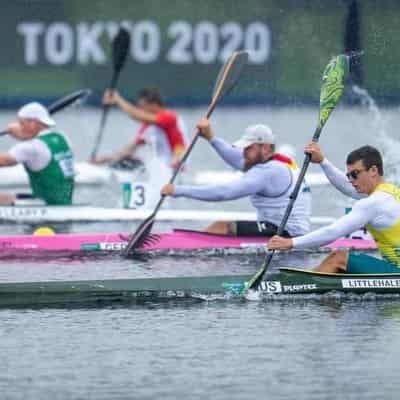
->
[[269, 143, 400, 274], [161, 118, 311, 238]]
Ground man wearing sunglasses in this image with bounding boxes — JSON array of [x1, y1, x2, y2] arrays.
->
[[268, 143, 400, 274]]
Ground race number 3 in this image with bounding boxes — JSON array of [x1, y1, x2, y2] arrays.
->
[[132, 184, 146, 207]]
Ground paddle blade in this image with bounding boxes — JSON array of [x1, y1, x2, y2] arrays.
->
[[209, 51, 248, 113], [241, 251, 274, 293], [48, 89, 91, 114], [317, 54, 348, 135], [0, 89, 91, 137], [90, 27, 130, 160], [122, 213, 156, 257], [112, 27, 131, 74]]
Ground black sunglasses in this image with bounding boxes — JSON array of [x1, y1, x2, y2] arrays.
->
[[346, 168, 366, 180]]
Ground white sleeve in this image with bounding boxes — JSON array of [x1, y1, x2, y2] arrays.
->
[[292, 197, 377, 249], [173, 167, 266, 201], [320, 158, 365, 200], [8, 139, 51, 171], [209, 137, 244, 170]]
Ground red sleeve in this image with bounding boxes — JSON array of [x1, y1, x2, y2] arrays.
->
[[154, 110, 177, 129]]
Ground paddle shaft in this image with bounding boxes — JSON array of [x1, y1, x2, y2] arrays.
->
[[45, 89, 90, 115], [122, 51, 249, 256], [150, 98, 221, 216], [274, 126, 322, 237], [242, 55, 348, 292], [0, 89, 90, 137], [90, 71, 120, 161], [251, 125, 323, 287]]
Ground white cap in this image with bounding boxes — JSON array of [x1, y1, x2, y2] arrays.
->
[[233, 124, 275, 149], [17, 102, 55, 126]]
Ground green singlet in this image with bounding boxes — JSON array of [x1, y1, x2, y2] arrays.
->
[[24, 132, 75, 205]]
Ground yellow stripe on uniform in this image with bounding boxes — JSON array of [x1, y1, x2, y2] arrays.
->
[[366, 183, 400, 265]]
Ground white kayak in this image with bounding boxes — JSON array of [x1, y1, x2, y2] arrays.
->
[[0, 162, 329, 188], [0, 205, 335, 225], [0, 162, 110, 188]]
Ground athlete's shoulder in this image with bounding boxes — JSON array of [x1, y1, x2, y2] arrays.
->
[[11, 137, 42, 150], [155, 110, 177, 126], [355, 191, 387, 209], [249, 160, 291, 179], [257, 159, 289, 172], [39, 130, 69, 143]]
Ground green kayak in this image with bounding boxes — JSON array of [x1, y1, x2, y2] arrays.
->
[[1, 268, 400, 307]]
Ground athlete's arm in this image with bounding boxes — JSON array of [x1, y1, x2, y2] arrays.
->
[[0, 153, 17, 167], [8, 140, 50, 170], [320, 158, 364, 199], [304, 142, 363, 199], [209, 138, 244, 170], [172, 167, 268, 201], [92, 134, 144, 165], [292, 198, 376, 249], [117, 98, 156, 124], [103, 90, 156, 124], [171, 164, 290, 201], [108, 142, 140, 162], [196, 118, 244, 170]]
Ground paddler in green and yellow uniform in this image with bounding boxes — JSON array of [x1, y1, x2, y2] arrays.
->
[[0, 102, 74, 205], [268, 144, 400, 274]]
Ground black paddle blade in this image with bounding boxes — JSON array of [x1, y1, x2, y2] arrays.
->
[[90, 27, 130, 161], [48, 89, 91, 114], [121, 213, 156, 257], [112, 27, 131, 73], [209, 51, 248, 114], [0, 89, 91, 137], [344, 0, 363, 86]]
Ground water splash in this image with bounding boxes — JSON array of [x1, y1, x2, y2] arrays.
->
[[244, 289, 262, 301], [351, 85, 400, 183]]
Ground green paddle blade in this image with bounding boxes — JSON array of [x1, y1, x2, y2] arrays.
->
[[317, 54, 348, 133]]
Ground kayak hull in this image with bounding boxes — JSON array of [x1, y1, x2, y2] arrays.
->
[[0, 229, 376, 256], [252, 267, 400, 295], [1, 268, 400, 307]]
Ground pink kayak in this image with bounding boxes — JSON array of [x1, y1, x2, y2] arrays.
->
[[0, 229, 376, 256]]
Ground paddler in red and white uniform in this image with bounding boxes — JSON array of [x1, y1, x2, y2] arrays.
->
[[161, 119, 311, 237], [93, 88, 187, 170]]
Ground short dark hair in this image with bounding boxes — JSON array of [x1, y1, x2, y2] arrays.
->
[[346, 145, 383, 175], [137, 88, 164, 106]]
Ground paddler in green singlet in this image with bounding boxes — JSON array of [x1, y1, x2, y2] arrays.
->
[[0, 102, 75, 205]]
